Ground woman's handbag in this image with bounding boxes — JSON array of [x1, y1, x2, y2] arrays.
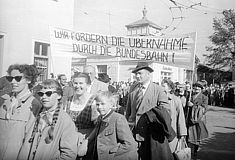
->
[[173, 137, 191, 160]]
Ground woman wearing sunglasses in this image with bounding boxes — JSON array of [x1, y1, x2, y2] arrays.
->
[[0, 64, 42, 160], [17, 79, 78, 160]]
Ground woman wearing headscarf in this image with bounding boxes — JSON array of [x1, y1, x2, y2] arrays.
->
[[0, 64, 41, 160], [186, 81, 209, 159], [17, 79, 78, 160]]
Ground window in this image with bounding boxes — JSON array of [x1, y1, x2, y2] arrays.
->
[[34, 57, 48, 82], [97, 65, 107, 74], [34, 41, 50, 82], [34, 42, 49, 56], [161, 71, 172, 81]]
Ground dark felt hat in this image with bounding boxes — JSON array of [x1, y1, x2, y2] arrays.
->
[[98, 73, 110, 83], [132, 61, 154, 73], [193, 81, 204, 89]]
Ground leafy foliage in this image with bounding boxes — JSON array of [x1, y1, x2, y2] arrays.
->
[[204, 9, 235, 71]]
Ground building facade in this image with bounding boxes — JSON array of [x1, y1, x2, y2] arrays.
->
[[0, 0, 74, 80]]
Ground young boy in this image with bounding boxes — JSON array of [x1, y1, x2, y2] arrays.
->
[[80, 91, 138, 160]]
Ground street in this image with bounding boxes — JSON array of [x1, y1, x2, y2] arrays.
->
[[196, 105, 235, 160]]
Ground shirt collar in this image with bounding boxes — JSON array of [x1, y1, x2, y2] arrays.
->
[[142, 80, 151, 90], [11, 90, 32, 107], [102, 109, 113, 121]]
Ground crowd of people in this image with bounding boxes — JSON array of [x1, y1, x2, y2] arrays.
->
[[1, 61, 231, 160], [200, 83, 234, 108]]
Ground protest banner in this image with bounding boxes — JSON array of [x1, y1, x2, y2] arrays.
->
[[50, 27, 197, 75]]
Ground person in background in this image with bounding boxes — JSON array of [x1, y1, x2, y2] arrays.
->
[[161, 79, 187, 153], [83, 65, 108, 94], [57, 74, 68, 89], [57, 74, 74, 110], [175, 84, 187, 108], [174, 82, 180, 90], [223, 83, 230, 107], [113, 93, 126, 115], [83, 91, 138, 160], [0, 76, 12, 106], [17, 79, 78, 160], [213, 84, 222, 106], [98, 73, 116, 93], [209, 85, 215, 106], [228, 84, 235, 107], [0, 76, 11, 93], [49, 73, 55, 79], [184, 81, 191, 103], [186, 81, 209, 159], [0, 64, 41, 160]]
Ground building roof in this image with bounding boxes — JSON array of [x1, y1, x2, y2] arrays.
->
[[125, 7, 162, 30], [125, 18, 162, 30]]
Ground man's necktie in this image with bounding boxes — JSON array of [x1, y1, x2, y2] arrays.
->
[[136, 85, 144, 111]]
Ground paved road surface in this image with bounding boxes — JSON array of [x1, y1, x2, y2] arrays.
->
[[196, 106, 235, 160]]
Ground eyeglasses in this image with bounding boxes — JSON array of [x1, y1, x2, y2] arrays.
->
[[37, 91, 57, 97], [6, 76, 23, 82]]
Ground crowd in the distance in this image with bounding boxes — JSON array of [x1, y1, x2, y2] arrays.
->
[[0, 62, 215, 160], [199, 82, 234, 108]]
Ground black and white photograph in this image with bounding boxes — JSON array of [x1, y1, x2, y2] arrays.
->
[[0, 0, 235, 160]]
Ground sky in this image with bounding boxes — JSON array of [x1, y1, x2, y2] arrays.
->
[[74, 0, 235, 63]]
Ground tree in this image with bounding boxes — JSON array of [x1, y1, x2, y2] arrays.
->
[[204, 9, 235, 80]]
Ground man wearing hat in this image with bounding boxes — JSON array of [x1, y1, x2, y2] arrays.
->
[[126, 61, 175, 160]]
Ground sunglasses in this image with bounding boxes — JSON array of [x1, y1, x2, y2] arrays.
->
[[37, 91, 57, 97], [6, 76, 23, 82]]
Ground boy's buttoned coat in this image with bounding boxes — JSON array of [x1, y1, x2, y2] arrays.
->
[[92, 112, 138, 160]]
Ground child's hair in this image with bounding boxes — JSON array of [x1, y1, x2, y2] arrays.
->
[[38, 79, 62, 144], [7, 64, 39, 89], [95, 91, 116, 108]]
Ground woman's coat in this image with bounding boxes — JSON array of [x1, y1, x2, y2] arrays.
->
[[0, 94, 41, 160], [187, 92, 209, 145], [17, 109, 78, 160], [168, 94, 187, 152]]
